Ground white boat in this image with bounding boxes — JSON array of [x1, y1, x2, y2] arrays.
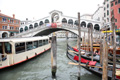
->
[[0, 36, 51, 69]]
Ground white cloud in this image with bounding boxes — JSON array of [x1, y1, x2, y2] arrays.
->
[[0, 0, 104, 20]]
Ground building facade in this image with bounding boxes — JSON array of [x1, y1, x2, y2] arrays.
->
[[103, 0, 112, 27], [111, 0, 120, 29], [0, 13, 20, 38], [92, 6, 104, 28]]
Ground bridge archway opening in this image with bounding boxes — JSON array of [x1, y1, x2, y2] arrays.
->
[[25, 26, 28, 31], [62, 18, 67, 23], [74, 20, 78, 26], [81, 21, 86, 27], [34, 23, 38, 28], [20, 28, 23, 33], [39, 21, 44, 26], [45, 19, 49, 23], [29, 24, 33, 29], [68, 19, 73, 25], [94, 24, 100, 31], [87, 23, 93, 28]]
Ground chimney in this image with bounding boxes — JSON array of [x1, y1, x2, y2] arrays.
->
[[13, 14, 15, 19]]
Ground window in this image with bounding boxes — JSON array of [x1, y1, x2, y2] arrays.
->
[[26, 42, 33, 50], [107, 18, 109, 22], [104, 13, 106, 17], [45, 39, 48, 44], [0, 43, 2, 54], [2, 26, 7, 29], [2, 17, 6, 22], [12, 27, 14, 30], [16, 20, 19, 24], [15, 43, 25, 53], [34, 41, 38, 48], [118, 0, 120, 3], [111, 3, 113, 7], [107, 10, 109, 15], [119, 8, 120, 13], [43, 40, 46, 45], [104, 7, 106, 11], [107, 4, 109, 8], [39, 40, 42, 46], [115, 1, 117, 5], [5, 42, 12, 53], [10, 19, 14, 23], [115, 19, 117, 22]]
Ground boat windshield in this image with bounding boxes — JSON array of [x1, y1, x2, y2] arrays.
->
[[0, 43, 2, 54], [5, 42, 12, 54]]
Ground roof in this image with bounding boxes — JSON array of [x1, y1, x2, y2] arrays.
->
[[0, 36, 49, 43], [0, 13, 20, 21]]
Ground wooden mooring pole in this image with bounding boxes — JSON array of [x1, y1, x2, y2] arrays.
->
[[51, 33, 57, 78], [90, 24, 93, 61], [88, 28, 90, 51], [102, 35, 108, 80], [77, 12, 81, 80], [100, 32, 103, 65], [111, 9, 116, 80]]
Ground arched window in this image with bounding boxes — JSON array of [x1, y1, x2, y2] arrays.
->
[[39, 21, 43, 26], [94, 24, 100, 31], [2, 32, 8, 38], [62, 18, 67, 23], [87, 23, 93, 28], [81, 21, 86, 27], [29, 24, 33, 29], [74, 20, 78, 26], [34, 23, 38, 28], [24, 26, 28, 31], [20, 28, 23, 33], [68, 19, 73, 25], [45, 19, 49, 23]]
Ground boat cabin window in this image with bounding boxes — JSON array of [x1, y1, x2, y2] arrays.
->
[[43, 40, 46, 45], [26, 42, 33, 50], [0, 43, 2, 54], [34, 41, 38, 48], [5, 42, 12, 54], [15, 42, 25, 54], [45, 39, 48, 44], [39, 40, 42, 46]]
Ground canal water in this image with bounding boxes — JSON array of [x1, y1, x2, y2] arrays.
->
[[0, 38, 101, 80]]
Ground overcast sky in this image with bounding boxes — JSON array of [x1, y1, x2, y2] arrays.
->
[[0, 0, 104, 21]]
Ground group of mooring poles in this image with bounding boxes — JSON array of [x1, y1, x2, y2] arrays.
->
[[50, 12, 116, 80], [77, 12, 117, 80], [77, 12, 94, 80]]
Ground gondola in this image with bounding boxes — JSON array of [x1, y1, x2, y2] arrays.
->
[[67, 44, 99, 61], [67, 44, 120, 65], [66, 50, 120, 80]]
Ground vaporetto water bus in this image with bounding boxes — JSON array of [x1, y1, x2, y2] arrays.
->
[[0, 36, 51, 69]]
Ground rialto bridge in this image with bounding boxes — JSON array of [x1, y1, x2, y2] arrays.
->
[[15, 10, 101, 38]]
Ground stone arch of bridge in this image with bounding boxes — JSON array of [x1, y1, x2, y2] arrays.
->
[[33, 27, 77, 36]]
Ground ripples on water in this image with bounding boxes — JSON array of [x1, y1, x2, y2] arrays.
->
[[0, 38, 101, 80]]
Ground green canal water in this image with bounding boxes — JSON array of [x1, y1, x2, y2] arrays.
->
[[0, 38, 101, 80]]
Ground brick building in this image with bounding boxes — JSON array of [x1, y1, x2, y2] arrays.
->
[[0, 12, 20, 38], [111, 0, 120, 29]]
